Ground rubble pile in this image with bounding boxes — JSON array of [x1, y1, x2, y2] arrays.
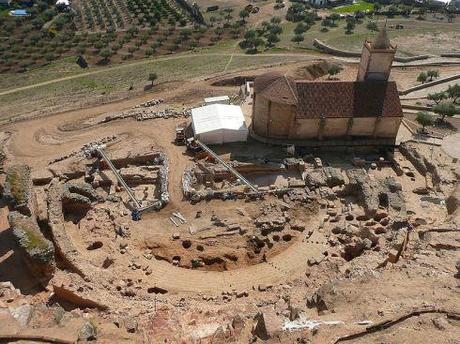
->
[[62, 182, 103, 214], [135, 98, 164, 108], [99, 107, 190, 123], [135, 108, 190, 121], [254, 204, 290, 235], [50, 135, 118, 165], [304, 166, 346, 189], [342, 169, 405, 218]]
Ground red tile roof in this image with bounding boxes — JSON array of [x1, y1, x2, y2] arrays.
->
[[295, 80, 402, 119], [253, 72, 298, 105]]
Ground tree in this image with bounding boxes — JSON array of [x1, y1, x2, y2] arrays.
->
[[433, 103, 459, 121], [271, 16, 281, 24], [294, 23, 308, 35], [446, 84, 460, 103], [266, 33, 280, 47], [292, 34, 304, 45], [426, 92, 446, 105], [76, 45, 86, 54], [426, 70, 439, 81], [327, 64, 343, 79], [367, 21, 378, 31], [321, 18, 332, 28], [329, 13, 340, 25], [417, 72, 427, 84], [148, 72, 158, 87], [215, 27, 224, 37], [239, 10, 250, 24], [415, 112, 434, 132], [286, 3, 306, 22], [240, 30, 265, 53], [269, 23, 282, 36], [99, 48, 113, 62], [345, 20, 355, 34]]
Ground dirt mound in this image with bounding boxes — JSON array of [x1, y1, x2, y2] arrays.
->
[[289, 61, 331, 80]]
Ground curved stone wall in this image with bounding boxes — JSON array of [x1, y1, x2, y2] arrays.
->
[[313, 39, 430, 63]]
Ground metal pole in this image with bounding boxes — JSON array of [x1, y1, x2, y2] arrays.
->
[[195, 140, 258, 193], [97, 148, 142, 209]]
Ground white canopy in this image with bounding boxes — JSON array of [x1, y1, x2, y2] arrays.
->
[[191, 104, 248, 145], [204, 95, 230, 105]]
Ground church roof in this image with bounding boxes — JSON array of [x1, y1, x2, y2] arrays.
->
[[253, 72, 298, 105], [295, 81, 402, 119], [372, 27, 391, 49]]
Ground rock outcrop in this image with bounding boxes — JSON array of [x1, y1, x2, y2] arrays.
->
[[4, 165, 37, 217], [8, 211, 55, 281], [343, 169, 405, 218], [252, 312, 283, 340], [62, 182, 102, 215]]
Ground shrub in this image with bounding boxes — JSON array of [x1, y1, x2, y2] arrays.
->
[[415, 111, 435, 132]]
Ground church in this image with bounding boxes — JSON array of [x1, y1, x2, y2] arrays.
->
[[251, 28, 403, 144]]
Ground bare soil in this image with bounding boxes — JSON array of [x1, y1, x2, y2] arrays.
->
[[0, 60, 459, 343]]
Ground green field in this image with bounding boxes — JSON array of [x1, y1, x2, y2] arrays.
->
[[332, 1, 375, 13]]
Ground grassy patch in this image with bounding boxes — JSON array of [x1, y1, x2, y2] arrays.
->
[[10, 214, 51, 252], [332, 1, 375, 13], [273, 16, 458, 56], [0, 53, 309, 122], [6, 169, 26, 204], [23, 225, 50, 251], [0, 57, 84, 93]]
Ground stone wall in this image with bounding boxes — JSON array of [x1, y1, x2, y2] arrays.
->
[[313, 39, 430, 63], [153, 152, 170, 206], [399, 74, 460, 96]]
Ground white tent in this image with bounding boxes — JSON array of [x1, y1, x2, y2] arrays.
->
[[191, 104, 248, 145]]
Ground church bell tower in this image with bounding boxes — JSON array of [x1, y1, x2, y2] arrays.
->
[[357, 26, 396, 82]]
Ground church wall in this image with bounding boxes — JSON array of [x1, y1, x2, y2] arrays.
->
[[253, 93, 270, 137], [349, 117, 377, 136], [374, 117, 402, 137], [292, 119, 321, 139], [268, 102, 294, 138], [323, 118, 349, 137]]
